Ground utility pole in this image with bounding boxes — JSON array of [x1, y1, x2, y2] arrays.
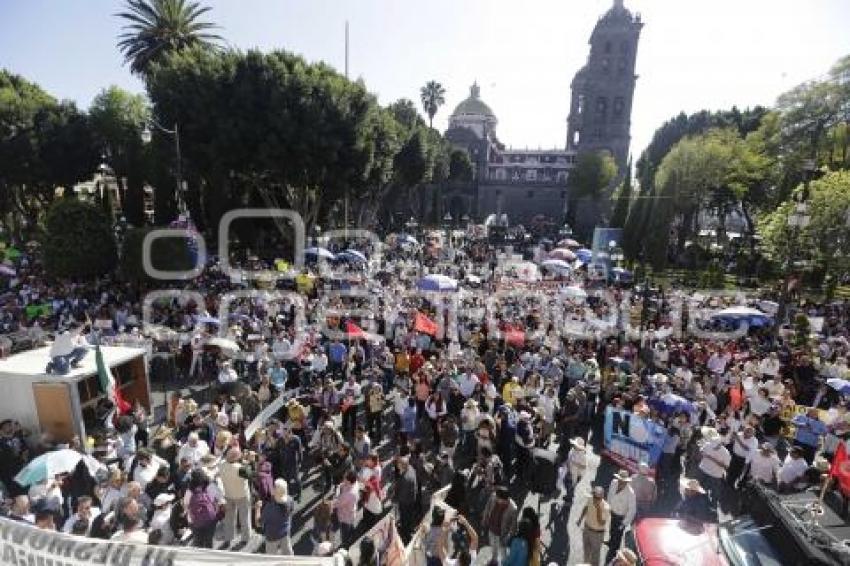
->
[[344, 20, 350, 239]]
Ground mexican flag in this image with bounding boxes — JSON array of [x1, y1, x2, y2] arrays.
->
[[95, 345, 131, 414]]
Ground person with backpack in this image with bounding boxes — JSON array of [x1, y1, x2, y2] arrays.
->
[[259, 479, 294, 555], [186, 469, 221, 549]]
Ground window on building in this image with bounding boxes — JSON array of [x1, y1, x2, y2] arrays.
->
[[572, 130, 581, 146], [596, 97, 608, 121], [577, 94, 586, 114], [613, 97, 625, 117], [527, 170, 537, 181]]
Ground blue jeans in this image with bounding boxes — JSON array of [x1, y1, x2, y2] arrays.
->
[[47, 347, 88, 375]]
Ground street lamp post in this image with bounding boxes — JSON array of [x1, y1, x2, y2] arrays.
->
[[141, 120, 186, 218], [443, 212, 453, 249], [775, 161, 815, 334]]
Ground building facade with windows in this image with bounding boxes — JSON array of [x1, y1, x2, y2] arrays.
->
[[440, 0, 642, 230]]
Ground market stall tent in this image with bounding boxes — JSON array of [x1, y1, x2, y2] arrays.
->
[[0, 345, 150, 446]]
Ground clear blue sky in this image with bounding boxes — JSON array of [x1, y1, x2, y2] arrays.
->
[[2, 0, 849, 161]]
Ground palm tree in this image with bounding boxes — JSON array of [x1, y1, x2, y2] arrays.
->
[[116, 0, 222, 75], [420, 81, 446, 129]]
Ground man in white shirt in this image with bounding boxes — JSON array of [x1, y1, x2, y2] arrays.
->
[[759, 353, 780, 380], [698, 427, 730, 507], [606, 469, 637, 564], [748, 443, 781, 485], [62, 496, 100, 535], [538, 386, 560, 441], [778, 446, 810, 490], [727, 425, 758, 489], [457, 370, 479, 399], [177, 432, 209, 466]]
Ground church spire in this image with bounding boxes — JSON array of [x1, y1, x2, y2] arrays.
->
[[613, 0, 624, 7]]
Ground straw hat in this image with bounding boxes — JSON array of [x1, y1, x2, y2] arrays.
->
[[615, 548, 638, 565], [613, 469, 632, 482], [273, 478, 288, 503], [569, 437, 586, 451], [701, 426, 721, 442], [679, 477, 706, 494], [151, 425, 173, 442]]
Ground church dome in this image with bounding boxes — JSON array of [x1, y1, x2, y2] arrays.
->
[[450, 82, 496, 119]]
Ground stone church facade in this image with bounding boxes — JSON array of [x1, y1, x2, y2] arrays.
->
[[439, 0, 642, 232]]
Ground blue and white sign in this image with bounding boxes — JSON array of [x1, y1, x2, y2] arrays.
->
[[603, 406, 668, 475]]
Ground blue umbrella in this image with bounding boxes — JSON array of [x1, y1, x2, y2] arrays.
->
[[827, 378, 850, 396], [417, 274, 459, 292], [575, 248, 593, 263], [648, 393, 694, 416], [304, 247, 335, 261], [336, 250, 368, 263]]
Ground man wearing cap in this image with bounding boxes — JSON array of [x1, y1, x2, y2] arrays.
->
[[149, 493, 176, 545], [606, 469, 636, 563], [631, 462, 657, 518], [566, 437, 587, 499], [259, 479, 294, 555], [698, 427, 730, 508], [577, 486, 610, 566]]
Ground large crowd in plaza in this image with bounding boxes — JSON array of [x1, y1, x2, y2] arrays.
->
[[2, 229, 850, 566]]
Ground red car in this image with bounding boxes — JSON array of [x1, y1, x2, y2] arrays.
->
[[628, 517, 782, 566]]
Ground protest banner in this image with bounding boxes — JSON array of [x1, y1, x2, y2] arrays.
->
[[602, 406, 668, 476], [0, 517, 337, 566]]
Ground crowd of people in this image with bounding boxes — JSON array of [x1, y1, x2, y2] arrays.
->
[[1, 230, 850, 566]]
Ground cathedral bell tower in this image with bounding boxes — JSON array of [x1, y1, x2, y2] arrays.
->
[[566, 0, 642, 176]]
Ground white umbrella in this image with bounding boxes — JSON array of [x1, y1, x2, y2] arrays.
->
[[14, 449, 106, 486], [206, 337, 240, 352], [713, 306, 767, 318], [560, 285, 588, 299], [549, 248, 577, 261], [540, 259, 572, 272]]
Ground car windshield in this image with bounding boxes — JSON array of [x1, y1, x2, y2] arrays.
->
[[719, 519, 783, 566]]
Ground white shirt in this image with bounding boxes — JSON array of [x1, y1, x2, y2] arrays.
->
[[149, 507, 175, 545], [748, 395, 772, 417], [731, 433, 758, 463], [759, 358, 780, 378], [607, 481, 636, 525], [312, 353, 328, 373], [461, 407, 480, 432], [699, 442, 731, 479], [749, 452, 781, 483], [178, 441, 210, 466], [778, 456, 809, 486], [457, 373, 480, 398], [62, 507, 101, 534]]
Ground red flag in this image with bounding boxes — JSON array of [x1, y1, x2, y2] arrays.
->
[[414, 312, 438, 336], [830, 442, 850, 496], [345, 320, 366, 339]]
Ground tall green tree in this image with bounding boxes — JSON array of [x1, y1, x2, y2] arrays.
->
[[759, 170, 850, 279], [420, 81, 446, 129], [88, 86, 151, 225], [116, 0, 222, 75], [0, 70, 98, 238], [609, 157, 633, 228], [566, 150, 617, 229], [43, 198, 117, 280]]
